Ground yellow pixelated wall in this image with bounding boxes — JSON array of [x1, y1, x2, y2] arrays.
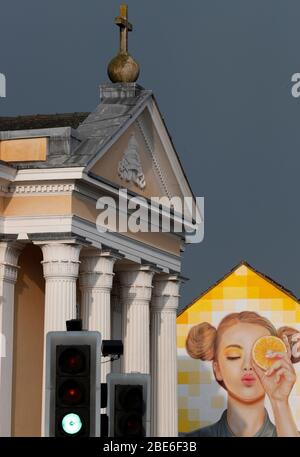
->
[[177, 261, 300, 433]]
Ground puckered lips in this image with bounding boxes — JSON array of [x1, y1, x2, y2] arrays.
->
[[241, 373, 256, 386]]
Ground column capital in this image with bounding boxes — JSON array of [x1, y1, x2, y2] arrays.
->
[[79, 248, 121, 290], [117, 263, 156, 303], [116, 262, 159, 286], [40, 243, 82, 280], [0, 241, 24, 283], [151, 273, 181, 312], [0, 241, 24, 265]]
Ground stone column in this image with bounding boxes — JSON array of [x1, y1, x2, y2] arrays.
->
[[0, 241, 23, 437], [150, 274, 181, 437], [111, 276, 121, 373], [38, 241, 82, 435], [117, 264, 155, 374], [40, 243, 82, 334], [79, 248, 120, 383]]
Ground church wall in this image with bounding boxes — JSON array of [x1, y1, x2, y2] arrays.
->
[[72, 191, 99, 223], [2, 195, 72, 216], [11, 244, 45, 436]]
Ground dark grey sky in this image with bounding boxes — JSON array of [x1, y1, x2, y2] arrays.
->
[[1, 0, 300, 309]]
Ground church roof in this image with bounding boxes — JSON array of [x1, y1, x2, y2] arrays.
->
[[0, 112, 89, 131], [0, 83, 152, 169], [65, 84, 152, 167]]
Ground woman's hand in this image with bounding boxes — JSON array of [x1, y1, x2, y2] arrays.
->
[[252, 335, 299, 436], [252, 335, 296, 403]]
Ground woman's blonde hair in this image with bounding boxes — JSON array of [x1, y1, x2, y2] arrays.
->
[[186, 311, 300, 364]]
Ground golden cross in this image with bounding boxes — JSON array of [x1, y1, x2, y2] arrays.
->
[[114, 4, 133, 54]]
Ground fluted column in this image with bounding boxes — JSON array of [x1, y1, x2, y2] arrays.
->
[[41, 243, 82, 334], [79, 249, 120, 383], [117, 264, 155, 374], [150, 274, 181, 437], [38, 242, 82, 435], [0, 241, 23, 437], [111, 276, 121, 373]]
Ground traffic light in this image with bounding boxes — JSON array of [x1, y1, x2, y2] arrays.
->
[[107, 373, 150, 437], [45, 331, 101, 437]]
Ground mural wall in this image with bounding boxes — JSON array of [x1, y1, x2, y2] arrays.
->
[[177, 262, 300, 434]]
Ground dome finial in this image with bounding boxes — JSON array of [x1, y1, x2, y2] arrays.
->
[[107, 4, 140, 83]]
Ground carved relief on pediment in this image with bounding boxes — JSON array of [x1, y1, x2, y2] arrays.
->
[[118, 133, 146, 189]]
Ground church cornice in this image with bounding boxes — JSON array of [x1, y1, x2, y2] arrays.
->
[[136, 117, 172, 199], [14, 167, 85, 182], [0, 214, 182, 273], [4, 183, 76, 196]]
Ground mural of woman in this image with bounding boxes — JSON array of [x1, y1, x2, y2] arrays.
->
[[184, 311, 300, 437]]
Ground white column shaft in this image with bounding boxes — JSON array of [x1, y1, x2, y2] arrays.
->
[[122, 300, 150, 373], [111, 278, 121, 373], [150, 275, 180, 437], [0, 242, 22, 437], [118, 267, 154, 374], [40, 243, 82, 435], [79, 250, 118, 383], [44, 279, 77, 333], [81, 289, 111, 335]]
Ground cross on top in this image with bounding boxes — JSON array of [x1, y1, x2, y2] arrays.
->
[[115, 4, 133, 54]]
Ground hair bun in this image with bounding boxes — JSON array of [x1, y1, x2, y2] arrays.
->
[[186, 322, 217, 361]]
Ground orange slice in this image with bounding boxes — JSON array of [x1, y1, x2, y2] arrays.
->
[[252, 336, 287, 370]]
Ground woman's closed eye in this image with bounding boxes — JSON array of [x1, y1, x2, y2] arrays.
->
[[224, 347, 243, 360]]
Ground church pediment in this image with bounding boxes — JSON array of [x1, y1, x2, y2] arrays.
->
[[89, 121, 167, 200], [87, 102, 192, 205]]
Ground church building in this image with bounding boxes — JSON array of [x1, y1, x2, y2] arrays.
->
[[0, 5, 201, 436]]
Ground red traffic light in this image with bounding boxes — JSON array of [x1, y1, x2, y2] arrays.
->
[[58, 347, 86, 374], [118, 413, 144, 436], [58, 380, 85, 405]]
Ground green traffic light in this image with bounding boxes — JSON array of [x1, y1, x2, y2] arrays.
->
[[61, 413, 82, 435]]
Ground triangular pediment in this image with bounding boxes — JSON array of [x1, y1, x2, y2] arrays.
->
[[90, 119, 170, 200], [87, 101, 194, 205]]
